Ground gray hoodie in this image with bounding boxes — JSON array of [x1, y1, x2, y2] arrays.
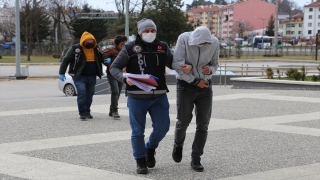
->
[[172, 26, 219, 83]]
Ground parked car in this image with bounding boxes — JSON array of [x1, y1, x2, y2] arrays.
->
[[58, 66, 107, 96], [220, 42, 227, 48], [282, 42, 292, 46]]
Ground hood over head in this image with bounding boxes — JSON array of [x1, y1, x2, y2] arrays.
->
[[80, 31, 97, 48], [188, 26, 213, 46]]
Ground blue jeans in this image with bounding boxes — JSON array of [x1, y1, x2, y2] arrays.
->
[[107, 74, 123, 110], [127, 94, 170, 160], [174, 84, 212, 160], [73, 75, 96, 114]]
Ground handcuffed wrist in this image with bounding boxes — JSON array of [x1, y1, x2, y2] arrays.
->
[[191, 78, 200, 86]]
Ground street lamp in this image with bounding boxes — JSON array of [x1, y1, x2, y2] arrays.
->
[[256, 17, 267, 36]]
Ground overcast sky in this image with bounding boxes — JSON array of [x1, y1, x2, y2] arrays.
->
[[86, 0, 311, 12]]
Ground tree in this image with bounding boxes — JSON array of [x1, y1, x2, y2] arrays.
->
[[70, 4, 109, 42], [214, 0, 227, 5], [279, 0, 298, 16], [20, 0, 51, 60], [45, 0, 84, 48], [186, 0, 214, 10], [114, 0, 149, 23], [139, 0, 193, 45], [265, 14, 275, 36]]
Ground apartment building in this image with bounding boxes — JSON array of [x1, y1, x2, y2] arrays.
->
[[303, 0, 320, 37], [281, 13, 303, 39], [221, 0, 275, 40], [185, 5, 222, 35], [185, 0, 275, 41]]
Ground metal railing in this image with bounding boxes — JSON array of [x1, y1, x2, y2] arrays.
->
[[217, 63, 320, 86]]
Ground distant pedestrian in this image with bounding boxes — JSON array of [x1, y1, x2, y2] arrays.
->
[[171, 26, 219, 172], [110, 18, 173, 174], [102, 35, 127, 120], [59, 31, 103, 120]]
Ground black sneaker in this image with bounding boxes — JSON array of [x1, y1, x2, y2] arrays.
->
[[146, 148, 156, 168], [108, 109, 113, 117], [79, 112, 87, 120], [86, 112, 93, 119], [172, 146, 183, 163], [190, 159, 204, 172], [112, 111, 120, 120], [136, 158, 148, 174]]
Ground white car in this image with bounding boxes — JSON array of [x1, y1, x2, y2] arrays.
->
[[282, 43, 292, 46], [166, 68, 236, 76], [214, 67, 236, 75], [58, 66, 107, 96]]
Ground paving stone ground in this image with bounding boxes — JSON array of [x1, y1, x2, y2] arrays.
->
[[0, 79, 319, 180]]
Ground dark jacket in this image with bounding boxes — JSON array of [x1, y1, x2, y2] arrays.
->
[[110, 35, 173, 98], [59, 44, 103, 80]]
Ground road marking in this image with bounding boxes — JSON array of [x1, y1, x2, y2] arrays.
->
[[1, 93, 319, 180], [216, 163, 320, 180], [0, 154, 152, 180]]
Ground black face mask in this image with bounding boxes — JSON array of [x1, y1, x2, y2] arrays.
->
[[84, 43, 94, 49]]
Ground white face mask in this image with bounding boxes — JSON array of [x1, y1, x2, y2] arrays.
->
[[198, 44, 205, 48], [142, 33, 156, 43]]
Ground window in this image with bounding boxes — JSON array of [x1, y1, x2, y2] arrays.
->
[[308, 30, 312, 34], [309, 8, 313, 12], [291, 31, 294, 34], [318, 22, 320, 27], [309, 15, 312, 19], [286, 24, 291, 27], [286, 31, 290, 35], [291, 24, 295, 27], [298, 31, 302, 35], [299, 24, 302, 27], [318, 15, 320, 19], [308, 23, 312, 27]]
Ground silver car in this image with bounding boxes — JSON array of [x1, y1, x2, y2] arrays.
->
[[58, 66, 107, 96]]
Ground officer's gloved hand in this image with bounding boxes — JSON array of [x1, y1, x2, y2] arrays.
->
[[59, 74, 66, 81], [104, 58, 111, 64]]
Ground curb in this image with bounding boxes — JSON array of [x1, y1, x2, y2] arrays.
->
[[0, 63, 61, 66], [0, 76, 57, 80]]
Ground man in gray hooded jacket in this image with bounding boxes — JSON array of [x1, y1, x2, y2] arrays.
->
[[171, 26, 219, 172]]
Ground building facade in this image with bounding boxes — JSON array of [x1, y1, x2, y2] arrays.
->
[[303, 0, 320, 38], [185, 0, 276, 42], [281, 13, 303, 39]]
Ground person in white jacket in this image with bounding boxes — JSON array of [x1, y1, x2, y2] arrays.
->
[[171, 26, 219, 172]]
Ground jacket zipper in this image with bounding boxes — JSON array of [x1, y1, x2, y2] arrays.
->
[[196, 47, 201, 77]]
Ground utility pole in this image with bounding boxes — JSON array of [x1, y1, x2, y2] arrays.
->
[[125, 0, 129, 38], [316, 33, 318, 61], [14, 0, 21, 78], [274, 0, 279, 55]]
